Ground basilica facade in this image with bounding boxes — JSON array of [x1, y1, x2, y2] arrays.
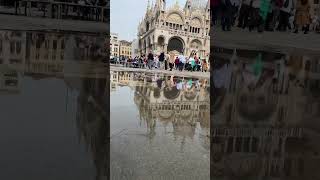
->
[[137, 0, 210, 59]]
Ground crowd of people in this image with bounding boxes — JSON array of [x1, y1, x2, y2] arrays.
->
[[121, 51, 210, 73], [211, 0, 320, 33]]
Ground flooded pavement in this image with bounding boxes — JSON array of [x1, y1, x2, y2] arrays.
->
[[0, 29, 109, 180], [212, 46, 320, 180], [110, 71, 210, 180]]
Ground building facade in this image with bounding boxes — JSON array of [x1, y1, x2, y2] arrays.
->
[[27, 32, 65, 74], [110, 33, 119, 58], [119, 40, 132, 59], [131, 39, 139, 58], [137, 0, 210, 59]]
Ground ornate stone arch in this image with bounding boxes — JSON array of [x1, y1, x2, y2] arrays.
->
[[190, 39, 202, 49], [167, 36, 185, 54], [157, 35, 165, 52], [191, 16, 203, 27], [166, 11, 185, 24], [189, 39, 202, 56], [157, 35, 165, 45], [163, 86, 180, 100], [184, 89, 197, 100]]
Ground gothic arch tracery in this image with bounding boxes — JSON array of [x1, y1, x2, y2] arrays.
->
[[166, 12, 184, 24]]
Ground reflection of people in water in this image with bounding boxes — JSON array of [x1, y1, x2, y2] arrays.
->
[[212, 61, 229, 113], [119, 72, 211, 154], [238, 60, 278, 122], [156, 78, 163, 88], [176, 79, 183, 90]]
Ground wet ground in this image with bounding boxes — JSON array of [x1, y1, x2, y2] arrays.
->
[[110, 71, 210, 180]]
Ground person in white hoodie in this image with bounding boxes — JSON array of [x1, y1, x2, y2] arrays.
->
[[277, 0, 295, 31]]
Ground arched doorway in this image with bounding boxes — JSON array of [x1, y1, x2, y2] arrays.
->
[[190, 39, 202, 57], [157, 36, 165, 52], [163, 86, 180, 100], [167, 37, 184, 54]]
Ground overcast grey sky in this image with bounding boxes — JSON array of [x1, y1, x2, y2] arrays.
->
[[110, 0, 186, 41]]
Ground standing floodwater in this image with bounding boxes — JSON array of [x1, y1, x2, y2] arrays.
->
[[110, 71, 210, 180], [0, 29, 109, 180]]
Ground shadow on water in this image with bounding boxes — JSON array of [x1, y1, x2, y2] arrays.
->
[[211, 46, 320, 180], [0, 29, 109, 180], [110, 71, 210, 180]]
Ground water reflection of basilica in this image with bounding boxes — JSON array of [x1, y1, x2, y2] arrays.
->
[[111, 71, 210, 149], [0, 29, 107, 93], [72, 75, 109, 180], [0, 30, 109, 180], [0, 30, 106, 74], [212, 47, 320, 180]]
